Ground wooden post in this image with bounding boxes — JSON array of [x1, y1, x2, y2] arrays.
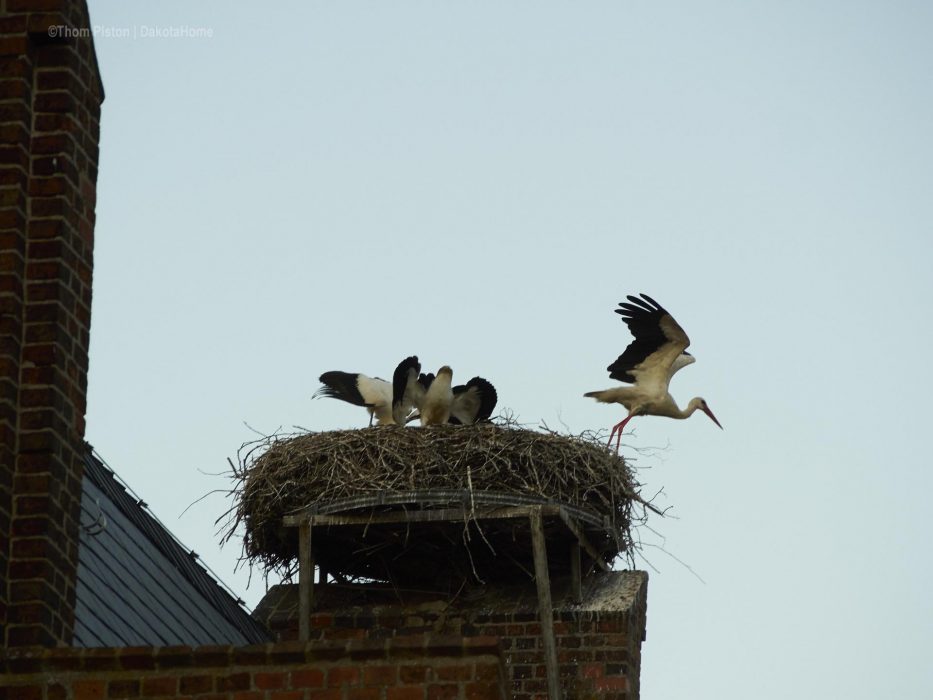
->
[[570, 541, 582, 604], [298, 519, 313, 642], [530, 507, 561, 699]]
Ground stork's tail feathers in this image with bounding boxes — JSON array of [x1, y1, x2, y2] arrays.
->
[[584, 388, 623, 403]]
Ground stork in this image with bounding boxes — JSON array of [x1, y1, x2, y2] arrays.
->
[[418, 365, 453, 425], [585, 293, 722, 451], [397, 365, 498, 426], [450, 376, 498, 424], [315, 356, 422, 426]]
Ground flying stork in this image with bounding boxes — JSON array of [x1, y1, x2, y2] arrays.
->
[[315, 355, 422, 426], [585, 293, 722, 451]]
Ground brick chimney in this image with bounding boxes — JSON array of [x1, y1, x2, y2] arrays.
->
[[0, 0, 103, 647], [254, 572, 649, 698]]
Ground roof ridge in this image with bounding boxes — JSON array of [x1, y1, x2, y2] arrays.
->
[[81, 444, 270, 644]]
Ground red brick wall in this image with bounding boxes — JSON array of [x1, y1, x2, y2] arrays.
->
[[257, 573, 648, 699], [0, 638, 508, 700], [306, 611, 642, 699], [0, 0, 103, 646]]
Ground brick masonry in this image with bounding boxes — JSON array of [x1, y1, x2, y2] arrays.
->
[[0, 0, 103, 646], [0, 573, 647, 700], [254, 572, 648, 700], [0, 637, 508, 700]]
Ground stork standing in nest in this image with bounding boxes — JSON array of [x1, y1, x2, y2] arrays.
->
[[585, 293, 722, 451], [315, 356, 423, 426], [395, 360, 498, 426], [449, 376, 498, 424], [420, 365, 454, 425]]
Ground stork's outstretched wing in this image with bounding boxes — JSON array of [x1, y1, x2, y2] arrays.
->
[[450, 377, 497, 424], [607, 293, 691, 395], [392, 355, 425, 423], [315, 370, 393, 424]]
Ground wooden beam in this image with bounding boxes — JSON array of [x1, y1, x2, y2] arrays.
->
[[298, 519, 313, 642], [558, 508, 611, 572], [282, 490, 606, 528], [570, 540, 582, 604], [283, 504, 561, 528], [530, 507, 561, 699]]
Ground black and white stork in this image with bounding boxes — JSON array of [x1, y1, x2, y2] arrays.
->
[[420, 365, 454, 425], [315, 355, 422, 426], [395, 360, 498, 426], [391, 356, 453, 425], [450, 377, 498, 425], [585, 293, 722, 450]]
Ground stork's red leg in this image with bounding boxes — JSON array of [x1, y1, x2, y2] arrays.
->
[[608, 415, 634, 452], [607, 425, 618, 447]]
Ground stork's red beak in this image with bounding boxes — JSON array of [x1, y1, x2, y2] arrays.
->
[[703, 405, 723, 429]]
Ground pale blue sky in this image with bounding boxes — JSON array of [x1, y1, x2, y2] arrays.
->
[[85, 2, 933, 697]]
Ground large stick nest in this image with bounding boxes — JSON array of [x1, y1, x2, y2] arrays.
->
[[223, 421, 654, 587]]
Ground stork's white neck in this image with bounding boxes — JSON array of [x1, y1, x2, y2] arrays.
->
[[655, 396, 704, 420], [677, 397, 705, 419]]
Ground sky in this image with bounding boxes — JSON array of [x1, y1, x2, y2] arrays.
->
[[83, 2, 933, 698]]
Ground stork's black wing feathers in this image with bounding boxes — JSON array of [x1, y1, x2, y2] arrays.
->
[[607, 342, 654, 383], [616, 294, 664, 317], [316, 371, 366, 406], [469, 377, 498, 421], [607, 293, 671, 383], [451, 376, 498, 424], [392, 355, 420, 408], [637, 292, 663, 309], [417, 373, 435, 391]]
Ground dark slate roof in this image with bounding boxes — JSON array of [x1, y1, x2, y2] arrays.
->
[[74, 447, 270, 647]]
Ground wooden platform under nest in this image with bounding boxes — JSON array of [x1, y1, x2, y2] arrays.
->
[[286, 492, 617, 588], [225, 422, 649, 586]]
